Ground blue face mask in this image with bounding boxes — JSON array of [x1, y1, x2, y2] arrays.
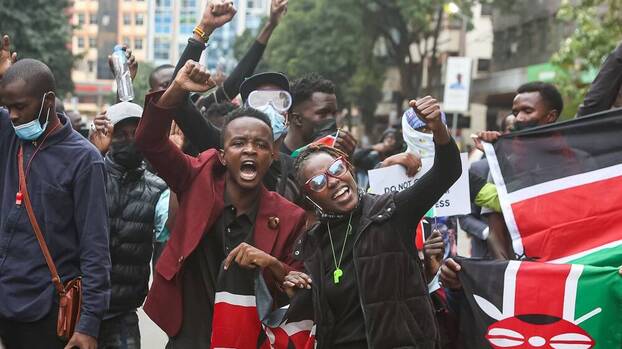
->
[[12, 92, 52, 141], [256, 104, 288, 141]]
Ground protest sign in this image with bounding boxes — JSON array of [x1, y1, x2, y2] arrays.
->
[[368, 153, 470, 217]]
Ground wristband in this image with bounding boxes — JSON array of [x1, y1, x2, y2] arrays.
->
[[193, 26, 209, 43]]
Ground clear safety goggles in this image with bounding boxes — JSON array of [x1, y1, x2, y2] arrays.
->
[[247, 90, 292, 112]]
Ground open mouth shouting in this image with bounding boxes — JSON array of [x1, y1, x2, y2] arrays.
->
[[240, 159, 258, 182]]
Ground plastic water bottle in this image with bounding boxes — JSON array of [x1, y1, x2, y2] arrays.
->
[[111, 45, 134, 102]]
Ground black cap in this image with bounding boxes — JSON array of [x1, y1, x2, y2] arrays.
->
[[239, 72, 290, 103]]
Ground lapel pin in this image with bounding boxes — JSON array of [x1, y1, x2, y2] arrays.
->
[[268, 217, 280, 230]]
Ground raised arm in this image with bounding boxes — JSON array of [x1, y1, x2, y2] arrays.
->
[[394, 96, 462, 234], [135, 61, 216, 193]]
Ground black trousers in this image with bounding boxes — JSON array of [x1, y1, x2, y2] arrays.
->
[[0, 307, 66, 349]]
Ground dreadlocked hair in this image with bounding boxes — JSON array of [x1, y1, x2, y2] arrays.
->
[[293, 144, 353, 188]]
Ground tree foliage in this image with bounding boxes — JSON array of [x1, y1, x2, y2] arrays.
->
[[551, 0, 622, 117], [0, 0, 76, 94]]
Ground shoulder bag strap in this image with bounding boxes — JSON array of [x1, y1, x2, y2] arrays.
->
[[18, 146, 65, 295]]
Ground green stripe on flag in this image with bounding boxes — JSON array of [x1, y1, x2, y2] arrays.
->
[[574, 264, 622, 348], [568, 245, 622, 268]]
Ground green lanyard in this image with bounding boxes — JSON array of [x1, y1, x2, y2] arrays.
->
[[326, 212, 353, 284]]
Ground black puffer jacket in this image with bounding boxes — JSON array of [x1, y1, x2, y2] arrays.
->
[[104, 156, 167, 314]]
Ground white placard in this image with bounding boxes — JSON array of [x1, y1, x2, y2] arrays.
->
[[443, 57, 472, 113], [368, 153, 471, 217]]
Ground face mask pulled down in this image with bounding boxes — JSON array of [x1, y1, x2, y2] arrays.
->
[[256, 104, 287, 141], [12, 92, 52, 141]]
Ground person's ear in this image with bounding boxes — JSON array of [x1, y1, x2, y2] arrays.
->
[[218, 148, 226, 166], [45, 91, 56, 111], [291, 111, 304, 128], [546, 109, 559, 123]]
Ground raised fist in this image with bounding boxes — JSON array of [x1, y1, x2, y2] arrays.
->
[[174, 60, 216, 93], [200, 0, 237, 35], [409, 96, 444, 132]]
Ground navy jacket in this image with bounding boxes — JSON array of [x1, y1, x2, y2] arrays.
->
[[0, 109, 111, 338]]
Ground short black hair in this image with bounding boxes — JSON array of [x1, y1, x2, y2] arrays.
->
[[290, 73, 336, 111], [516, 81, 564, 116], [1, 59, 55, 98], [149, 64, 175, 89], [220, 107, 273, 146], [204, 101, 237, 120]]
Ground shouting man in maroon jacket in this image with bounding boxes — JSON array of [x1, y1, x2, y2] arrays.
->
[[134, 5, 305, 348]]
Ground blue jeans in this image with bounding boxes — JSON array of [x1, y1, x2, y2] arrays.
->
[[98, 312, 141, 349]]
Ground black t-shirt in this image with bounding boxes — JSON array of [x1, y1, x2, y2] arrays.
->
[[168, 196, 258, 349], [320, 208, 368, 348]]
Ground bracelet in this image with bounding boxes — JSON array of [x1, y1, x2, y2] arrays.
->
[[193, 26, 209, 43]]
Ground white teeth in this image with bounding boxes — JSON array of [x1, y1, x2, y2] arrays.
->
[[333, 187, 348, 199]]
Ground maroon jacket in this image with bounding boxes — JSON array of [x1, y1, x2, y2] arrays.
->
[[135, 91, 306, 336]]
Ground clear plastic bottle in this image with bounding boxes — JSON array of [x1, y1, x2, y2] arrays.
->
[[111, 45, 134, 102]]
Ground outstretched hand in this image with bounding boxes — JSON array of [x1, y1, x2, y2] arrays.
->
[[0, 35, 17, 79], [380, 152, 422, 177]]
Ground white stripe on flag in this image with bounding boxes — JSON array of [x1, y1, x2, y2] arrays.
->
[[214, 292, 256, 307], [280, 320, 315, 336], [549, 240, 622, 264], [502, 261, 521, 318], [483, 142, 524, 256], [506, 163, 622, 204], [562, 264, 583, 322]]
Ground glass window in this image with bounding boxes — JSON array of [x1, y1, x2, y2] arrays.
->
[[155, 15, 172, 34], [77, 13, 85, 26], [88, 60, 95, 73], [123, 13, 132, 26], [89, 37, 96, 48], [477, 58, 491, 72], [154, 39, 170, 60], [89, 14, 97, 25], [135, 13, 144, 26], [77, 37, 85, 48], [135, 38, 143, 50]]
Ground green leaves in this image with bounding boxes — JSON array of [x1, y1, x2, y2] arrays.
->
[[0, 0, 75, 94], [551, 0, 622, 118]]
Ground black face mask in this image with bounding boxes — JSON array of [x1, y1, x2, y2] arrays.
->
[[310, 118, 338, 142], [511, 120, 541, 132], [110, 141, 144, 169]]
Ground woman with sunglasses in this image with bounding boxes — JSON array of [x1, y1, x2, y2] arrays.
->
[[284, 96, 461, 349]]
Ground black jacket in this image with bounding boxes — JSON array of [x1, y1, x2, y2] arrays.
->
[[104, 157, 167, 314], [296, 140, 461, 349]]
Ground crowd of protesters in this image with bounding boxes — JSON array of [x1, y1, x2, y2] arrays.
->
[[1, 0, 622, 348]]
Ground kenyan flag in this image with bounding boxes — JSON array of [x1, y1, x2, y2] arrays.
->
[[457, 258, 622, 349], [483, 109, 622, 265]]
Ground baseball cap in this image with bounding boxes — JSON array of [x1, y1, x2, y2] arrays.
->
[[107, 101, 143, 126], [239, 72, 290, 103]]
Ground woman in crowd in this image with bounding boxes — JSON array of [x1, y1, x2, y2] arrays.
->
[[283, 96, 461, 348]]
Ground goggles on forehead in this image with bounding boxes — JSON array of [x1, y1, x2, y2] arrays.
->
[[247, 90, 292, 112]]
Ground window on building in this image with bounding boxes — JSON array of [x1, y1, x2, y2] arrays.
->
[[156, 0, 172, 7], [89, 37, 96, 48], [89, 14, 97, 25], [88, 60, 95, 73], [135, 13, 144, 26], [77, 37, 85, 48], [154, 39, 170, 60], [77, 13, 85, 26], [135, 38, 143, 50], [477, 58, 491, 73], [123, 13, 132, 26], [155, 14, 172, 33]]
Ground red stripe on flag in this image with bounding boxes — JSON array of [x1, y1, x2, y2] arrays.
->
[[514, 262, 572, 317], [211, 303, 262, 349], [511, 176, 622, 261]]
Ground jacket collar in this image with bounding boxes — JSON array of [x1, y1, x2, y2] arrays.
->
[[104, 155, 146, 181], [27, 113, 73, 150]]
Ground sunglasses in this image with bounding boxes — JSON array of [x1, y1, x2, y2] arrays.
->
[[247, 90, 292, 112], [304, 156, 349, 192]]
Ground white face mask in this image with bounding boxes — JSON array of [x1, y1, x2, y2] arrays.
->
[[402, 115, 435, 158]]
